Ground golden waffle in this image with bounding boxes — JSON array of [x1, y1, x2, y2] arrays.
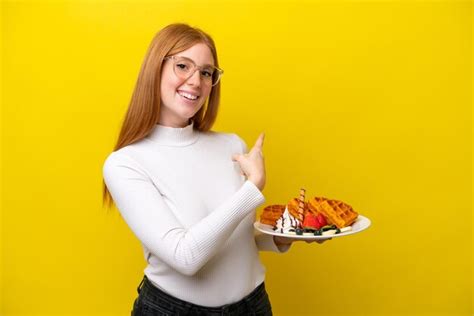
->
[[307, 197, 358, 228], [260, 204, 285, 226]]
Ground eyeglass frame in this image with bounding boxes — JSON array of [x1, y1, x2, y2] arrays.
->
[[163, 55, 224, 87]]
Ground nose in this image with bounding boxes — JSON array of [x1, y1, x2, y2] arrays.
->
[[185, 69, 201, 87]]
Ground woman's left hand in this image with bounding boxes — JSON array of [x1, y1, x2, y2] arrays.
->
[[274, 236, 332, 246]]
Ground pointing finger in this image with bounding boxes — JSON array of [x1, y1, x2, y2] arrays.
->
[[252, 133, 265, 151]]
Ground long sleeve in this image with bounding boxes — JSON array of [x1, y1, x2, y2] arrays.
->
[[103, 152, 265, 276]]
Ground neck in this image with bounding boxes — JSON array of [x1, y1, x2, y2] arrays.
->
[[147, 121, 199, 147], [158, 117, 191, 128]]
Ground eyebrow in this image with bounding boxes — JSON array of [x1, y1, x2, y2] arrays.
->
[[176, 55, 215, 68]]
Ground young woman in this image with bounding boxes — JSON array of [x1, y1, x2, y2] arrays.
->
[[102, 23, 320, 315]]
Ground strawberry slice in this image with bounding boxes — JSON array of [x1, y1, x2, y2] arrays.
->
[[303, 214, 320, 229], [303, 213, 328, 229], [316, 213, 327, 228]]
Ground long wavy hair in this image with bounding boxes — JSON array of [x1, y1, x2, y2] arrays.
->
[[102, 23, 221, 209]]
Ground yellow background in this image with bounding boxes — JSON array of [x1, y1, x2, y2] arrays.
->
[[2, 0, 472, 315]]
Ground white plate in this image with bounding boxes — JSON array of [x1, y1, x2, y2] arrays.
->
[[254, 215, 371, 240]]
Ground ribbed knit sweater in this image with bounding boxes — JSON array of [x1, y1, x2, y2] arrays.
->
[[102, 122, 285, 306]]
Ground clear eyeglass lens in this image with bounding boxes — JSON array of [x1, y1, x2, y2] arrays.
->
[[173, 58, 220, 86]]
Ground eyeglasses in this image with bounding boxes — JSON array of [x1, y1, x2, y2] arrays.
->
[[164, 55, 223, 87]]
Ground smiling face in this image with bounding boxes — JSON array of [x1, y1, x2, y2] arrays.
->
[[159, 43, 215, 128]]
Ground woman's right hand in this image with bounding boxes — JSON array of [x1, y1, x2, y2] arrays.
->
[[232, 133, 266, 191]]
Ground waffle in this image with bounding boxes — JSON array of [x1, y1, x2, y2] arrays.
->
[[307, 197, 358, 228], [260, 204, 285, 226]]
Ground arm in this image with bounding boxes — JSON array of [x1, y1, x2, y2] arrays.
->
[[232, 135, 290, 253], [103, 152, 265, 276]]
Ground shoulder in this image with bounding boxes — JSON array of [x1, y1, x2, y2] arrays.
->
[[102, 137, 160, 169], [102, 147, 146, 178]]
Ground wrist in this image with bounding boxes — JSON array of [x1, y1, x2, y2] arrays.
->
[[249, 176, 265, 191]]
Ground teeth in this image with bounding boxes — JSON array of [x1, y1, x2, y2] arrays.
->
[[178, 91, 199, 100]]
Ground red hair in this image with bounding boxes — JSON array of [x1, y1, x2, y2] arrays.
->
[[102, 23, 221, 209]]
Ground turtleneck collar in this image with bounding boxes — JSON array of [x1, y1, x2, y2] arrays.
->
[[147, 121, 199, 146]]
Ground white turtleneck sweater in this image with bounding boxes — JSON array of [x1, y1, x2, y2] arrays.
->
[[102, 122, 285, 306]]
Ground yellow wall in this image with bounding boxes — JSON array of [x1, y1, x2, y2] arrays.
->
[[2, 1, 471, 315]]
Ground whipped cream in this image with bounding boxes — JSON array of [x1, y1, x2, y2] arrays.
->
[[273, 206, 302, 234]]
